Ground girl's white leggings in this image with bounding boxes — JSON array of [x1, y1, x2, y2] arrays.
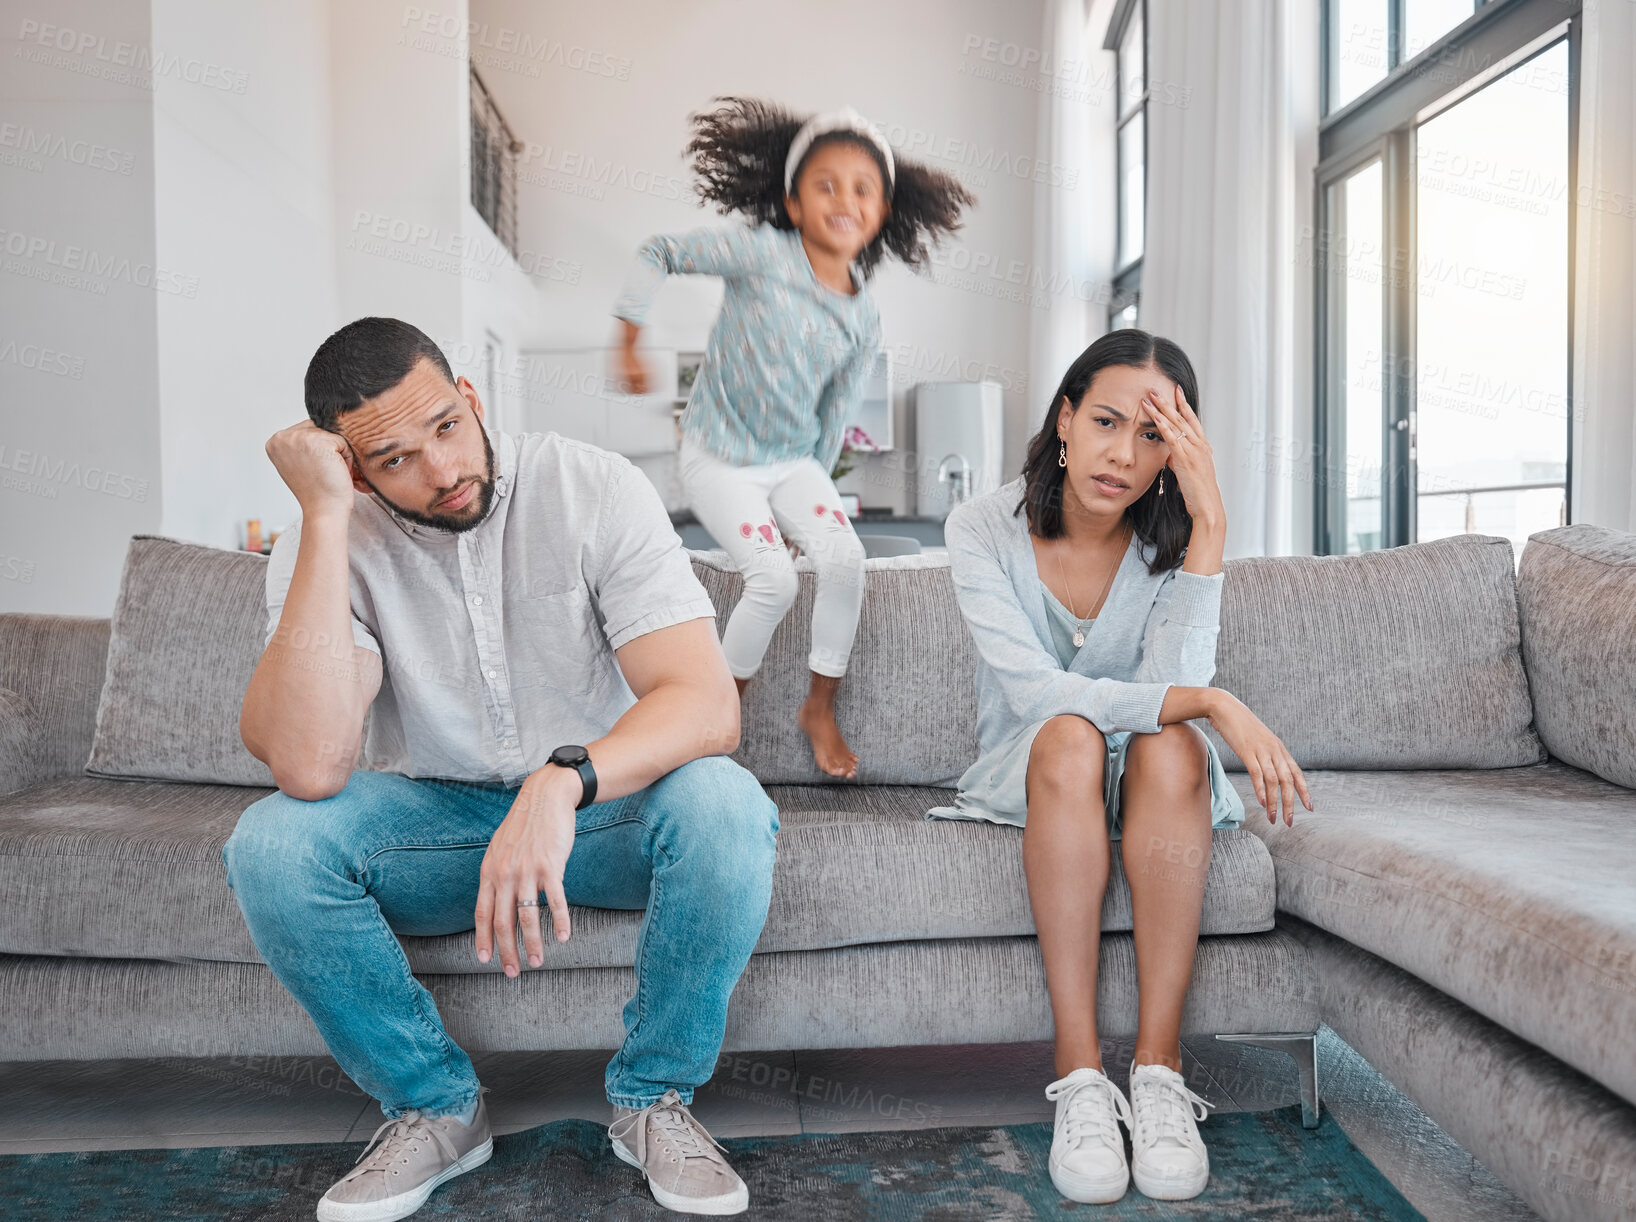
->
[[678, 435, 866, 680]]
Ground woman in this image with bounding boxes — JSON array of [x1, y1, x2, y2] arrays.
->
[[929, 329, 1312, 1204]]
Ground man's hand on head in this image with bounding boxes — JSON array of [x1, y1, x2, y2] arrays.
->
[[265, 420, 359, 520], [474, 763, 581, 976]]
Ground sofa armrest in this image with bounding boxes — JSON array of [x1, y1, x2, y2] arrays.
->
[[0, 613, 110, 787], [0, 686, 41, 796]]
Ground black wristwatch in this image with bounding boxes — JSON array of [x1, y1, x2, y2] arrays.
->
[[548, 744, 597, 810]]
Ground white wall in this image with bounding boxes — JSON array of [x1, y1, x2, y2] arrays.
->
[[3, 0, 552, 613], [330, 0, 468, 337], [0, 0, 164, 614], [4, 0, 1086, 612], [151, 0, 340, 549], [469, 0, 1048, 514], [331, 0, 545, 443]]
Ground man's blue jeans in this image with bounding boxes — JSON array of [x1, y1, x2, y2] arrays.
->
[[221, 755, 779, 1118]]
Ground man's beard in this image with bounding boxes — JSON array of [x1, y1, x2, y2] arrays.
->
[[362, 425, 498, 534]]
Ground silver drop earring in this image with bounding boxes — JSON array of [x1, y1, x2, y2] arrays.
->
[[1058, 440, 1067, 468], [1159, 470, 1166, 496]]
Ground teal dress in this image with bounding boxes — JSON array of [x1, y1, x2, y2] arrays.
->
[[925, 578, 1246, 837]]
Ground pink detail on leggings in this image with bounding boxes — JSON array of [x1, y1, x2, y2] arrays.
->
[[832, 508, 847, 525], [814, 503, 827, 516], [758, 523, 776, 545], [739, 522, 753, 539]]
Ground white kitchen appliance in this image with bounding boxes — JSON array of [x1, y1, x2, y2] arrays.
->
[[913, 381, 1004, 520]]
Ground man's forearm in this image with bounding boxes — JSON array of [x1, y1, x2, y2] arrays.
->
[[241, 512, 377, 796], [535, 678, 738, 809]]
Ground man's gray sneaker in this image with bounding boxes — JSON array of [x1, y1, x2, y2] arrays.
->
[[315, 1095, 493, 1222], [609, 1088, 749, 1215]]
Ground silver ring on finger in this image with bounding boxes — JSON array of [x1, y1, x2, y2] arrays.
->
[[516, 899, 539, 908]]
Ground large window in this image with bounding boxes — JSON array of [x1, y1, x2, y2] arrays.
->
[[1316, 0, 1577, 559], [1105, 0, 1146, 330], [1327, 0, 1490, 114]]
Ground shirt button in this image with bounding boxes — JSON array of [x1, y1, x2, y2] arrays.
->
[[486, 669, 498, 679], [471, 594, 483, 606]]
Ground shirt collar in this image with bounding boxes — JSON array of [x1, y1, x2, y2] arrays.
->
[[376, 425, 516, 540]]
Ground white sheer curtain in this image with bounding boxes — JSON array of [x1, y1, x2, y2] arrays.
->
[[1572, 0, 1636, 534], [1027, 0, 1105, 442], [1140, 0, 1305, 559]]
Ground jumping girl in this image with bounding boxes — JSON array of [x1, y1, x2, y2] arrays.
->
[[612, 96, 974, 779], [930, 329, 1313, 1204]]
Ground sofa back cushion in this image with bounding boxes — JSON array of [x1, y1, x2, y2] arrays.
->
[[81, 529, 1546, 788], [1517, 524, 1636, 789], [1200, 533, 1545, 771], [86, 536, 274, 786], [688, 551, 981, 785]]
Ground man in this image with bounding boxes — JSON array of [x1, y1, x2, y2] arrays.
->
[[225, 316, 778, 1220]]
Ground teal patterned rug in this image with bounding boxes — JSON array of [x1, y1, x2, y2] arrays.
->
[[9, 1105, 1423, 1220]]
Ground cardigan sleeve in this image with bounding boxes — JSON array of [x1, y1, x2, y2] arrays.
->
[[811, 325, 880, 474], [944, 505, 1175, 736], [1132, 565, 1225, 688], [610, 224, 770, 326]]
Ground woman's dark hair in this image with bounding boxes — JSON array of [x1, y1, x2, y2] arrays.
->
[[1016, 328, 1201, 575], [685, 95, 975, 280], [305, 317, 455, 432]]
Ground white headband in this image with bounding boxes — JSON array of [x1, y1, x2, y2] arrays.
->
[[783, 106, 895, 197]]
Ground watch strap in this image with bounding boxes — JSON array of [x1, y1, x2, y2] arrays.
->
[[571, 756, 597, 810]]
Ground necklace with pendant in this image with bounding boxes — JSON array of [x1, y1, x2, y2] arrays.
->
[[1056, 524, 1131, 649]]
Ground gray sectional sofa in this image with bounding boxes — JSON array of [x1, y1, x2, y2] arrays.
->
[[1210, 524, 1636, 1222], [0, 522, 1632, 1222]]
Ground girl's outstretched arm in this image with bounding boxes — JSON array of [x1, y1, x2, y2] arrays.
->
[[611, 224, 774, 394], [610, 223, 772, 328]]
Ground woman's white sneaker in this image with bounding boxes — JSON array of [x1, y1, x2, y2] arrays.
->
[[1127, 1061, 1214, 1200], [1043, 1066, 1133, 1203]]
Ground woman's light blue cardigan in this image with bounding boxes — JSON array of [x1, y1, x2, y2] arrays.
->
[[943, 476, 1227, 757]]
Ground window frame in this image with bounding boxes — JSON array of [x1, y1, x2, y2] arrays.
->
[[1313, 0, 1580, 555], [1105, 0, 1147, 329]]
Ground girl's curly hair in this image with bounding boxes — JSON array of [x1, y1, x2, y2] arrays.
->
[[685, 95, 976, 280]]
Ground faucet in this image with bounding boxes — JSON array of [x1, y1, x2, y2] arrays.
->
[[936, 453, 973, 507]]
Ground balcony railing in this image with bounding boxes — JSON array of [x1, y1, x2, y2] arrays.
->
[[1418, 481, 1567, 532], [470, 66, 520, 259]]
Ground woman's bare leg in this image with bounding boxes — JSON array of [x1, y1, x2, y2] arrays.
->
[[1024, 715, 1113, 1078], [1117, 723, 1214, 1073]]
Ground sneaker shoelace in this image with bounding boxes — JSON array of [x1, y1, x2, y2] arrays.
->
[[610, 1089, 730, 1169], [1129, 1070, 1214, 1156], [348, 1110, 457, 1180], [1045, 1072, 1132, 1152]]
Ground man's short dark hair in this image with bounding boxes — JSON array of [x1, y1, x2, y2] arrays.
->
[[304, 317, 456, 431]]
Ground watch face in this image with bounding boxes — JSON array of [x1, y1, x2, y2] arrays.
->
[[552, 745, 588, 767]]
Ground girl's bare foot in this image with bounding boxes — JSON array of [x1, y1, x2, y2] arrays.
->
[[798, 672, 857, 779]]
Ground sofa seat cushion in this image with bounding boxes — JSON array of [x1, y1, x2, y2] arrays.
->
[[0, 777, 1276, 970], [1238, 761, 1636, 1108]]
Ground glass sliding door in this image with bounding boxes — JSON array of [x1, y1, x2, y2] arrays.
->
[[1412, 40, 1570, 559], [1316, 0, 1576, 556]]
